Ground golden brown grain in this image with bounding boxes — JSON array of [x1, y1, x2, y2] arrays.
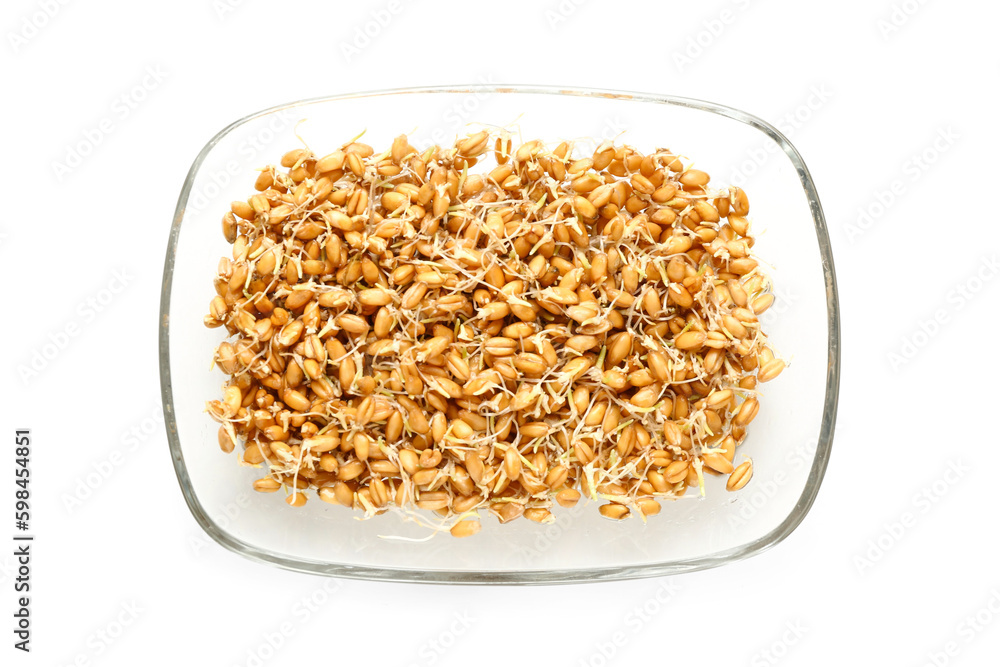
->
[[450, 519, 482, 538], [726, 460, 753, 491]]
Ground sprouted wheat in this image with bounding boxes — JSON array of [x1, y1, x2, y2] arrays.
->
[[204, 129, 782, 537]]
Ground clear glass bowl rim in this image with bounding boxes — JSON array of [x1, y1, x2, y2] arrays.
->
[[159, 84, 840, 585]]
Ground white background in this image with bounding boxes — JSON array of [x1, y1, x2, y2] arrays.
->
[[2, 0, 998, 665]]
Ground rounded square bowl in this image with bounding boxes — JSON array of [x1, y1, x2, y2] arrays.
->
[[160, 85, 839, 583]]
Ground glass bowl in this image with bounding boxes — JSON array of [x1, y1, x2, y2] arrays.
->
[[160, 85, 839, 584]]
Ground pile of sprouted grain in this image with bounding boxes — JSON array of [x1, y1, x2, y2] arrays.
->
[[204, 129, 784, 538]]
